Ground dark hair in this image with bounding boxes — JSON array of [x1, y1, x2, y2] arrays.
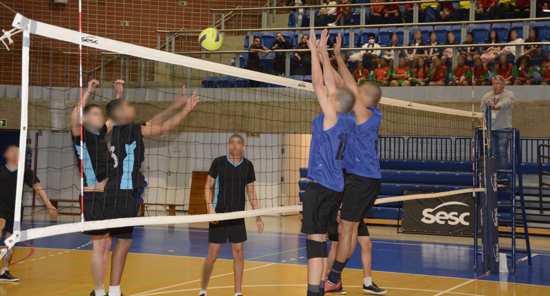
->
[[508, 29, 518, 42], [2, 144, 18, 156], [488, 30, 499, 43], [105, 99, 124, 119], [228, 134, 245, 144], [84, 103, 102, 114]]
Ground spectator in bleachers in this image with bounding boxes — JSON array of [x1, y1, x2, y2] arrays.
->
[[369, 0, 385, 24], [247, 36, 270, 72], [429, 56, 447, 85], [289, 0, 305, 27], [494, 53, 514, 84], [542, 51, 550, 84], [502, 29, 524, 59], [456, 0, 471, 20], [481, 30, 502, 63], [373, 57, 391, 85], [495, 0, 515, 18], [538, 0, 550, 17], [412, 56, 429, 85], [293, 35, 311, 75], [272, 33, 291, 75], [316, 7, 331, 26], [442, 31, 458, 62], [322, 0, 338, 24], [402, 2, 414, 23], [349, 33, 381, 62], [334, 0, 354, 26], [473, 56, 491, 85], [514, 55, 540, 85], [460, 32, 478, 62], [513, 0, 531, 17], [407, 31, 426, 60], [427, 32, 441, 58], [476, 0, 497, 19], [390, 57, 413, 86], [383, 32, 404, 61], [384, 0, 402, 24], [420, 1, 440, 22], [353, 62, 370, 83], [523, 28, 541, 59], [439, 1, 455, 21], [450, 54, 472, 85]]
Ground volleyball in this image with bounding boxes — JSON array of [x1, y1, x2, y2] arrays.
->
[[199, 27, 223, 51]]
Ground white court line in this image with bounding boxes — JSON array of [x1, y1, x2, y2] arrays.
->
[[139, 283, 485, 296], [131, 246, 305, 296], [433, 279, 477, 296]]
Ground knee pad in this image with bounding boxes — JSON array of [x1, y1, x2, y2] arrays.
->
[[306, 239, 327, 259]]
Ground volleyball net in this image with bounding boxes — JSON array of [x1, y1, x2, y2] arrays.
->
[[2, 13, 484, 249]]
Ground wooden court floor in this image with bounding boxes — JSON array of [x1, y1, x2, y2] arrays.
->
[[3, 247, 550, 296]]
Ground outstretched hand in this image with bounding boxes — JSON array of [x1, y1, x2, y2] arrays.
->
[[183, 91, 200, 112], [174, 84, 189, 107], [334, 33, 342, 56], [86, 79, 99, 95], [319, 29, 329, 50], [306, 29, 317, 50], [114, 79, 125, 99]]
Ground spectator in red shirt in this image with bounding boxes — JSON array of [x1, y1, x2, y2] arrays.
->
[[369, 0, 385, 24], [514, 0, 530, 17], [472, 56, 490, 85], [334, 0, 354, 26], [429, 56, 447, 85], [538, 0, 550, 17], [440, 1, 455, 21], [494, 54, 514, 84], [353, 62, 369, 83], [390, 57, 412, 86], [412, 57, 429, 86], [450, 55, 471, 86], [373, 57, 390, 86], [542, 51, 550, 85], [384, 0, 401, 24], [514, 56, 533, 85], [476, 0, 497, 19]]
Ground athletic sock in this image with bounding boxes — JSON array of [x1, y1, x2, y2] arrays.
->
[[363, 276, 373, 287], [0, 267, 7, 275], [199, 289, 207, 296], [109, 285, 121, 296], [307, 284, 321, 296], [94, 288, 106, 296], [327, 259, 347, 284]]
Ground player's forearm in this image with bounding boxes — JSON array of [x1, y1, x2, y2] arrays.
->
[[335, 54, 357, 92], [161, 108, 191, 134], [150, 102, 180, 124], [35, 186, 55, 209], [204, 188, 214, 209], [320, 49, 337, 96]]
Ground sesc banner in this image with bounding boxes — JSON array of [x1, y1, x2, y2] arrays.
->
[[401, 193, 474, 236]]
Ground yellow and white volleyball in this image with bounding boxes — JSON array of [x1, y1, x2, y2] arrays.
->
[[199, 27, 224, 51]]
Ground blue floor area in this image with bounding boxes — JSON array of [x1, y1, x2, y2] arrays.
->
[[19, 223, 550, 287]]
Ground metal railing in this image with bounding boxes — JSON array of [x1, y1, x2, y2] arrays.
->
[[206, 0, 541, 30]]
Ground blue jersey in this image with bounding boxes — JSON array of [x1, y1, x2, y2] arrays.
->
[[307, 113, 353, 192], [343, 107, 382, 179]]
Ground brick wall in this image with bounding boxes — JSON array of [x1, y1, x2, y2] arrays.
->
[[0, 0, 265, 86]]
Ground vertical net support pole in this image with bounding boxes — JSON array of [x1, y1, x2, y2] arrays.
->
[[11, 25, 31, 246], [481, 108, 499, 274]]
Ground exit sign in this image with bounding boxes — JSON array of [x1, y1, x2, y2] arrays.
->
[[0, 119, 6, 128]]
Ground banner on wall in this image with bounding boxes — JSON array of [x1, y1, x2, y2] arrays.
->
[[401, 193, 475, 236]]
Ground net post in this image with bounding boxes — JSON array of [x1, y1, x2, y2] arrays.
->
[[7, 21, 31, 249], [481, 107, 499, 274]]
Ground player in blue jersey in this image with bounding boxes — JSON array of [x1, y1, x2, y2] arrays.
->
[[325, 34, 386, 295], [302, 29, 355, 296]]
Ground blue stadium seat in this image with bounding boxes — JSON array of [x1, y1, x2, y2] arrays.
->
[[492, 23, 510, 42], [288, 11, 296, 27], [534, 21, 550, 41], [409, 26, 433, 45], [510, 23, 524, 39], [261, 32, 277, 49], [434, 25, 450, 44], [381, 170, 473, 186], [380, 160, 473, 172], [282, 31, 297, 48], [468, 24, 491, 43]]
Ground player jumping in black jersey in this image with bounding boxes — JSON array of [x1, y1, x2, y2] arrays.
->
[[0, 145, 57, 282], [101, 80, 199, 296], [199, 134, 264, 296]]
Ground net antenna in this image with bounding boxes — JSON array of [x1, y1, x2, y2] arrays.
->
[[4, 12, 485, 252], [0, 27, 22, 51]]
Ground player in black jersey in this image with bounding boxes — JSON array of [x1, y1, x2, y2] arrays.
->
[[101, 80, 199, 296], [199, 134, 263, 296], [70, 79, 116, 296], [0, 145, 57, 282]]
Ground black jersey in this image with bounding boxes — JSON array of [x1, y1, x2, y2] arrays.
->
[[0, 165, 39, 212], [72, 125, 109, 187], [107, 123, 145, 191], [208, 156, 255, 215]]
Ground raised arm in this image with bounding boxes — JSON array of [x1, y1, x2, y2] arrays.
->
[[308, 29, 337, 130], [141, 91, 200, 137], [71, 79, 99, 136], [150, 85, 189, 125], [334, 34, 359, 96], [318, 31, 338, 100]]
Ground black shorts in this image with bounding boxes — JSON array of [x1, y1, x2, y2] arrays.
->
[[83, 191, 139, 239], [208, 220, 247, 244], [301, 182, 342, 235], [0, 208, 14, 234], [328, 220, 370, 242], [340, 174, 381, 222]]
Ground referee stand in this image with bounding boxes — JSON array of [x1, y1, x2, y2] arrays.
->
[[474, 109, 532, 274]]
